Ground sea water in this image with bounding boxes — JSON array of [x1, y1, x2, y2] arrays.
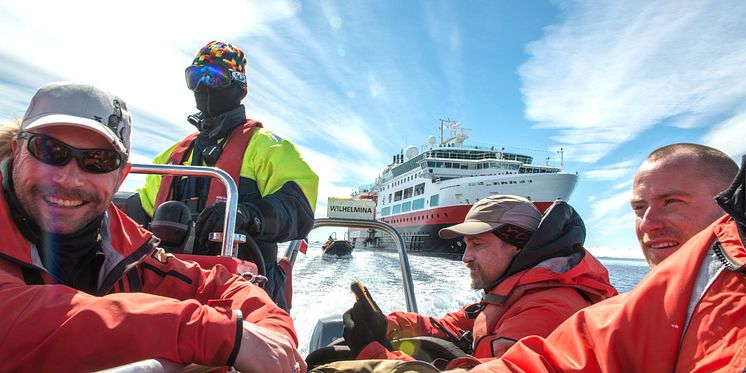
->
[[290, 243, 649, 356]]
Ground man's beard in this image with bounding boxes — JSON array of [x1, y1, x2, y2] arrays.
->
[[467, 263, 486, 289]]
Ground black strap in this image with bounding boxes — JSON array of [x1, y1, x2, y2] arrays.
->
[[21, 266, 44, 285]]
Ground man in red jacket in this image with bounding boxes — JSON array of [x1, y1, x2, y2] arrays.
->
[[465, 153, 746, 373], [340, 195, 617, 370], [0, 82, 304, 372]]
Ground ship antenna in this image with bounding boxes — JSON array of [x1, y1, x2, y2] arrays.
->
[[559, 147, 564, 171], [439, 119, 445, 145]]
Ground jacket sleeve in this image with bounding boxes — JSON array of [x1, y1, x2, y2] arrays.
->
[[386, 306, 476, 340], [138, 248, 298, 347], [356, 307, 475, 361], [241, 128, 319, 242], [0, 268, 241, 372]]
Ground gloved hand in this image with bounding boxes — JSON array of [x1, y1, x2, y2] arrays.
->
[[195, 202, 261, 246], [342, 281, 390, 355]]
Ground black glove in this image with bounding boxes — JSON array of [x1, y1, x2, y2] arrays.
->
[[194, 202, 261, 246], [342, 282, 390, 355]]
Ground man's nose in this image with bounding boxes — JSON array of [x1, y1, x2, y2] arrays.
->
[[50, 159, 86, 187], [462, 243, 474, 263], [639, 207, 665, 234]]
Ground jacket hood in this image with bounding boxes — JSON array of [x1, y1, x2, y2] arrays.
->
[[714, 154, 746, 271], [715, 154, 746, 228], [498, 200, 585, 283]]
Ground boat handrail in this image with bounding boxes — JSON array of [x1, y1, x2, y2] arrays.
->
[[312, 217, 418, 313], [128, 163, 239, 258]]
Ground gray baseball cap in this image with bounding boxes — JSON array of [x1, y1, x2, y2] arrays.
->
[[21, 82, 132, 155], [438, 195, 541, 239]]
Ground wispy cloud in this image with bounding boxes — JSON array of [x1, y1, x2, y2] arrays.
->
[[520, 0, 746, 162], [701, 110, 746, 158], [582, 160, 637, 180]]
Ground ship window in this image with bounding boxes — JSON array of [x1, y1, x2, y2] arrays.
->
[[381, 207, 391, 216], [468, 163, 476, 170], [412, 198, 425, 210], [402, 202, 412, 212], [430, 194, 439, 207], [444, 162, 452, 168], [394, 191, 403, 201], [460, 163, 468, 170], [414, 183, 425, 196], [393, 204, 401, 214], [403, 187, 413, 199]]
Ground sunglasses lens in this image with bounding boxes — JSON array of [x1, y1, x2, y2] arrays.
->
[[185, 65, 232, 91], [28, 135, 71, 166], [26, 133, 122, 173], [80, 150, 123, 173]]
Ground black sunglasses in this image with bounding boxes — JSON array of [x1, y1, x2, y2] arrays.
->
[[18, 132, 125, 174]]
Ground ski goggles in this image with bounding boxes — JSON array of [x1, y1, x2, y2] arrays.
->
[[18, 132, 125, 173], [185, 64, 247, 91]]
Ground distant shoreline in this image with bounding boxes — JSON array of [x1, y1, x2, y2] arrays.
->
[[597, 256, 646, 262]]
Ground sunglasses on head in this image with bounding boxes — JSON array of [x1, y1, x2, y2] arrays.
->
[[185, 64, 247, 91], [18, 132, 125, 174]]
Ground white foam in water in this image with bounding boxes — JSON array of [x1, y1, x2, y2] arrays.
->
[[288, 243, 648, 356]]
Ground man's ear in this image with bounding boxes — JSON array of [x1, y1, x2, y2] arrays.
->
[[115, 162, 132, 190], [11, 137, 19, 157]]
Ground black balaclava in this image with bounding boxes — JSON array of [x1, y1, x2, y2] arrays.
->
[[194, 82, 246, 119]]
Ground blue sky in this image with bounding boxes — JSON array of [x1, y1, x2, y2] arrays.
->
[[1, 0, 745, 258]]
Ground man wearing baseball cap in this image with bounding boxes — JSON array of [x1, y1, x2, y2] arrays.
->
[[337, 195, 617, 370], [0, 82, 305, 372], [136, 40, 319, 311]]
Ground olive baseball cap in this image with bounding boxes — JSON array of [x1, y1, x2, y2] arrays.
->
[[438, 195, 541, 239]]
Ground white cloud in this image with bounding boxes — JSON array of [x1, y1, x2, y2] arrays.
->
[[520, 0, 746, 162], [582, 160, 637, 180], [368, 73, 385, 98], [701, 110, 746, 158]]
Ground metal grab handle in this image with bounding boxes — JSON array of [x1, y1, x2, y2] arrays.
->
[[129, 164, 239, 258]]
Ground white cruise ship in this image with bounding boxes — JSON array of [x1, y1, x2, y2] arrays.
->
[[350, 119, 578, 256]]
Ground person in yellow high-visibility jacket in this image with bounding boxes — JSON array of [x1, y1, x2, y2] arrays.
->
[[137, 41, 318, 311]]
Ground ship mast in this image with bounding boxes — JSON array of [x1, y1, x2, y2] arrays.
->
[[439, 118, 471, 146]]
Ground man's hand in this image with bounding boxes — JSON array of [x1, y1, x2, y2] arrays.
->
[[195, 202, 261, 246], [342, 282, 389, 355], [233, 321, 306, 373]]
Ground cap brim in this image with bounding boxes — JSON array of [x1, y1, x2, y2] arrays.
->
[[23, 114, 127, 154], [438, 221, 500, 239]]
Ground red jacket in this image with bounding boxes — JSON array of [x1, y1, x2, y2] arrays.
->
[[0, 177, 296, 371], [357, 250, 617, 366], [473, 216, 746, 373]]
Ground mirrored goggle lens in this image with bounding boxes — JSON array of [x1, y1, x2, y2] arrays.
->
[[26, 133, 123, 173], [185, 65, 233, 91]]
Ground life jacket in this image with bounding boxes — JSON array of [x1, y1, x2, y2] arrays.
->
[[0, 184, 156, 294], [154, 119, 262, 213]]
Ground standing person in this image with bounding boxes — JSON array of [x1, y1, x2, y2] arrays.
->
[[462, 147, 746, 373], [0, 81, 305, 372], [137, 40, 319, 311], [632, 143, 738, 269], [337, 195, 617, 370]]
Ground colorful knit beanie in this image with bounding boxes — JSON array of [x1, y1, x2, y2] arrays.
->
[[192, 40, 247, 85]]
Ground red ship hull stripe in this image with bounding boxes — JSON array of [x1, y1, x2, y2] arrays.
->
[[379, 201, 553, 228]]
